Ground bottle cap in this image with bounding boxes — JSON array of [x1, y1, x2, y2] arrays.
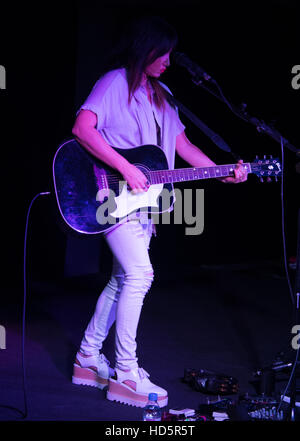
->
[[148, 393, 158, 401]]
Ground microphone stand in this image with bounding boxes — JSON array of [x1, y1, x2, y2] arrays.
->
[[190, 74, 298, 154], [188, 69, 300, 421]]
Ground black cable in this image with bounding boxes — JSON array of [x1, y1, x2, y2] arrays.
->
[[276, 137, 298, 416], [22, 191, 51, 419], [280, 137, 295, 305]]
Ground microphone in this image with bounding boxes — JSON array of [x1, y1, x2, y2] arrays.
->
[[172, 52, 212, 81]]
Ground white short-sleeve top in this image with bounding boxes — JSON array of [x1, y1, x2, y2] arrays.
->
[[77, 68, 185, 170]]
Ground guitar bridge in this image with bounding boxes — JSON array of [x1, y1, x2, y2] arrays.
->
[[93, 164, 110, 202]]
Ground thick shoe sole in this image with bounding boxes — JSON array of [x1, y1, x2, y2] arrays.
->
[[72, 364, 109, 390], [107, 378, 168, 408]]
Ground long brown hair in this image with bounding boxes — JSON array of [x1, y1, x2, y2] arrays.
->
[[107, 16, 178, 109]]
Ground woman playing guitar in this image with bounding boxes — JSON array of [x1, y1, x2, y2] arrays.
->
[[71, 15, 247, 408]]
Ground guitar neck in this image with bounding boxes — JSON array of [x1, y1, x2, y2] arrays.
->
[[148, 163, 252, 184]]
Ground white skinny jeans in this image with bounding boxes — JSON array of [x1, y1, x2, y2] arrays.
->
[[79, 218, 154, 370]]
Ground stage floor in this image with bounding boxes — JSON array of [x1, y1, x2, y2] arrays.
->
[[0, 259, 298, 421]]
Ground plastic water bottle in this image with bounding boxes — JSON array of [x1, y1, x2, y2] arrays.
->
[[142, 393, 162, 421]]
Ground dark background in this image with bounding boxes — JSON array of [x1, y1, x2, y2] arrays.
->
[[0, 0, 299, 424], [1, 0, 299, 292]]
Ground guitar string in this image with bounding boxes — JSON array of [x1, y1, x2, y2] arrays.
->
[[103, 161, 279, 184], [104, 164, 241, 185]]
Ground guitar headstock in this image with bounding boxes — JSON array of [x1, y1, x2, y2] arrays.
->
[[251, 155, 281, 182]]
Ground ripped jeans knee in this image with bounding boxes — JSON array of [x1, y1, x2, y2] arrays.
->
[[123, 265, 154, 297]]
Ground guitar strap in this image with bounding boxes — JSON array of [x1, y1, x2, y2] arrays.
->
[[165, 90, 240, 160]]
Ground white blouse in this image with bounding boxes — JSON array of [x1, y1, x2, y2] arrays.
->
[[77, 67, 185, 170]]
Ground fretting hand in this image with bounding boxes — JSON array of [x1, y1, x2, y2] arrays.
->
[[218, 160, 248, 184]]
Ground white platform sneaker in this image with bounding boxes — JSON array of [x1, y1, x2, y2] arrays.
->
[[72, 351, 115, 390], [107, 366, 168, 408]]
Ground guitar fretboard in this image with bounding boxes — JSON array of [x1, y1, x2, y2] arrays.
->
[[148, 163, 251, 184]]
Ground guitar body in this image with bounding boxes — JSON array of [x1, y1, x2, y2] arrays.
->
[[53, 139, 174, 234]]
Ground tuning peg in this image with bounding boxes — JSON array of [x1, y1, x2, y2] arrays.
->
[[263, 155, 266, 159], [267, 177, 272, 183], [260, 177, 264, 183], [270, 155, 273, 159], [275, 176, 278, 182]]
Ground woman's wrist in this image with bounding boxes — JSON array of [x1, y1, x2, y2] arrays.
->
[[117, 158, 133, 177]]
